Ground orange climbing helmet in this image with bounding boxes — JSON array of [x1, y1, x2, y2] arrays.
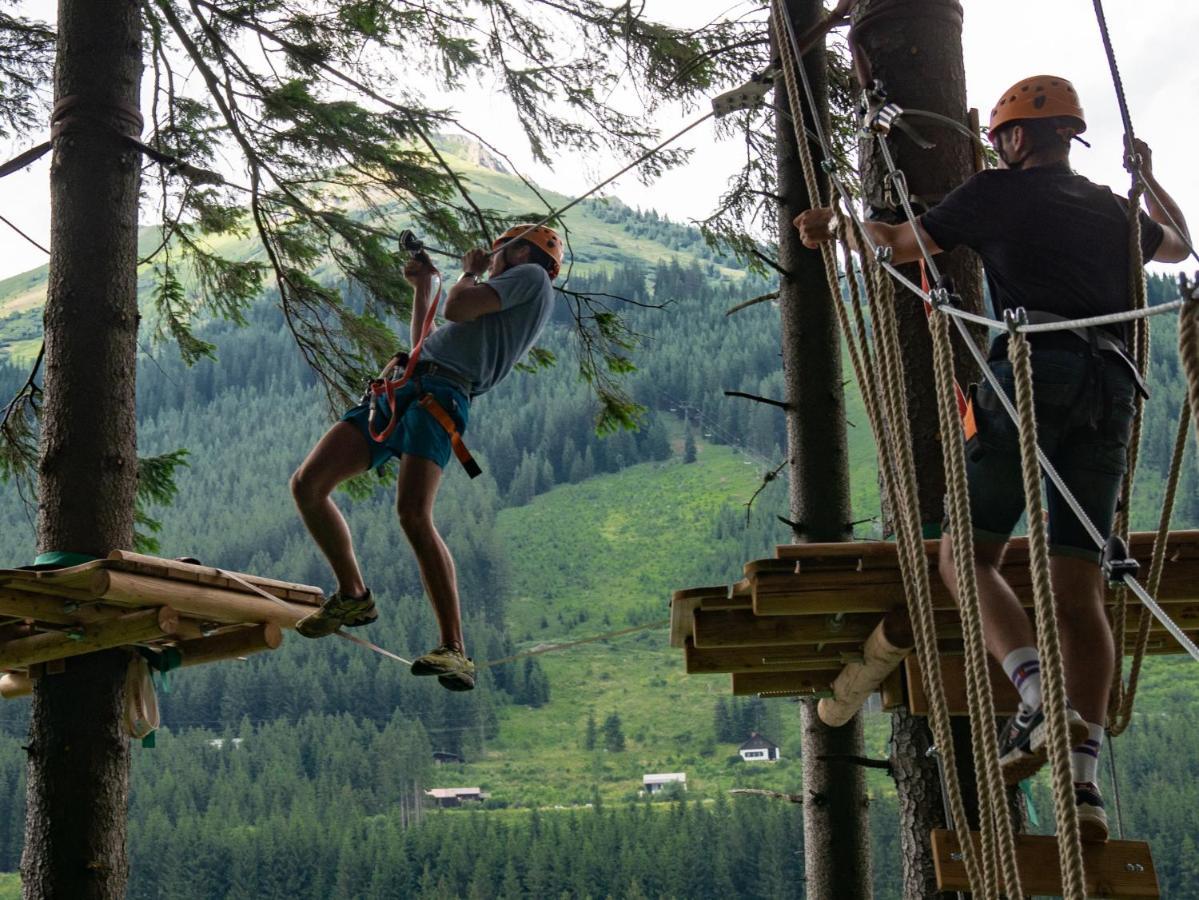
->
[[989, 75, 1086, 136], [492, 224, 564, 279]]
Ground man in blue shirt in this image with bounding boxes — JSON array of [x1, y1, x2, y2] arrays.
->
[[796, 76, 1189, 841], [289, 224, 563, 692]]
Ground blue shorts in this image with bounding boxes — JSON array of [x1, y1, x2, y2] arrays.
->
[[956, 342, 1137, 563], [341, 375, 471, 471]]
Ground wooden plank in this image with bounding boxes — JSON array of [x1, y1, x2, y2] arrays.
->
[[669, 586, 729, 648], [90, 570, 315, 628], [880, 666, 905, 711], [685, 639, 857, 675], [0, 606, 180, 669], [906, 654, 1020, 717], [693, 608, 963, 649], [731, 669, 839, 697], [932, 829, 1160, 897], [105, 551, 323, 603], [752, 559, 1199, 616]]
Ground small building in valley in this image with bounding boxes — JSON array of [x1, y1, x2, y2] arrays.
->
[[642, 773, 687, 795], [738, 733, 781, 762], [425, 787, 488, 808], [432, 750, 465, 765]]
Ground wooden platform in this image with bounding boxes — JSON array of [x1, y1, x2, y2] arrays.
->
[[0, 551, 322, 695], [932, 829, 1160, 897], [670, 531, 1199, 700]]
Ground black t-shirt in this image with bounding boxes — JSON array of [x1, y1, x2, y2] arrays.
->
[[920, 162, 1164, 340]]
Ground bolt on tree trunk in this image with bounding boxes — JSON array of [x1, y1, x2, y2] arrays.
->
[[21, 1, 143, 897], [775, 1, 870, 895]]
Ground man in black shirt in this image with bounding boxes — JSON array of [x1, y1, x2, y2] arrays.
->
[[795, 75, 1189, 842]]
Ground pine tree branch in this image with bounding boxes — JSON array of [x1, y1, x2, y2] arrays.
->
[[726, 290, 779, 316]]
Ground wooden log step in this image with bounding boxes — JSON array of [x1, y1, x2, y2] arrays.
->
[[731, 669, 839, 697], [0, 672, 31, 699], [90, 570, 315, 628], [932, 829, 1160, 897], [818, 618, 911, 727], [0, 606, 180, 670], [685, 638, 859, 675]]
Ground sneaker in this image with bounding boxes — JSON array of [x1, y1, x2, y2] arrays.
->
[[437, 670, 477, 693], [411, 644, 475, 680], [1075, 782, 1109, 843], [998, 703, 1090, 785], [295, 589, 376, 639]]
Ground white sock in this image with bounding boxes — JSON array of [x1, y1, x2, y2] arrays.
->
[[1002, 647, 1043, 715], [1071, 722, 1105, 785]]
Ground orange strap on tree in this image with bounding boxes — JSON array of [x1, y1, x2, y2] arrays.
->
[[919, 260, 977, 441], [368, 268, 444, 443], [418, 394, 482, 479]]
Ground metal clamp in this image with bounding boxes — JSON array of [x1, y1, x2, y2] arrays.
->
[[711, 71, 774, 118], [1003, 307, 1029, 336], [874, 245, 893, 265], [1102, 535, 1141, 586], [862, 84, 902, 136]]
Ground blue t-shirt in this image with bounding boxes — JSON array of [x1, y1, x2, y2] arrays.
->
[[421, 263, 556, 396]]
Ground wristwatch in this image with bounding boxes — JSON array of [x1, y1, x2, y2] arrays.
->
[[461, 271, 480, 282]]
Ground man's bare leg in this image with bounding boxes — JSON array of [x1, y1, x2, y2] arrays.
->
[[1050, 555, 1112, 727], [938, 533, 1037, 660], [290, 422, 371, 597], [395, 454, 463, 652]]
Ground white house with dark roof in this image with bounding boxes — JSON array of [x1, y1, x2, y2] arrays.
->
[[642, 772, 687, 795], [738, 732, 781, 762]]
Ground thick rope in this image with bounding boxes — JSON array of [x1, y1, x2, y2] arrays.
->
[[773, 4, 993, 890], [1008, 329, 1086, 899], [1183, 295, 1199, 453], [1109, 403, 1190, 735], [930, 309, 1023, 898]]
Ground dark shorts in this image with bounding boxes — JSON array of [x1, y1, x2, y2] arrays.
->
[[956, 343, 1137, 563], [341, 375, 470, 471]]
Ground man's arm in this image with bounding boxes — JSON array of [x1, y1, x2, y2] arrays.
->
[[1134, 140, 1192, 264], [443, 248, 501, 323], [404, 255, 438, 345], [793, 208, 943, 266]]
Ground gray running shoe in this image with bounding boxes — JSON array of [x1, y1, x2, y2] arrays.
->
[[295, 589, 376, 639], [411, 644, 475, 686], [998, 703, 1090, 784]]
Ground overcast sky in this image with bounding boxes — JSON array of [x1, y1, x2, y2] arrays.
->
[[1, 0, 1195, 280]]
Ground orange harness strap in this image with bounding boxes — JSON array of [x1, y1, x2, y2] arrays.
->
[[418, 394, 483, 479], [919, 261, 978, 443]]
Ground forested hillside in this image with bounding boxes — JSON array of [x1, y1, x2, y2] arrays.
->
[[1, 144, 1197, 896]]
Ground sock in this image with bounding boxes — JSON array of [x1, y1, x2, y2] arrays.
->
[[1002, 647, 1043, 715], [1071, 722, 1105, 786]]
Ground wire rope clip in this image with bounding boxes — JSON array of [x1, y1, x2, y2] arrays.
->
[[1101, 535, 1140, 586], [711, 73, 773, 118], [873, 245, 893, 265], [1179, 273, 1199, 303], [1003, 307, 1029, 335]]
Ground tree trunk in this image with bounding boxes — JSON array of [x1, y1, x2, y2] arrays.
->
[[851, 2, 1009, 896], [22, 1, 143, 897], [775, 1, 871, 894]]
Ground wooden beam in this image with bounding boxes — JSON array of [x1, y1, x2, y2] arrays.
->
[[818, 619, 912, 727], [693, 607, 965, 649], [932, 829, 1160, 898], [731, 669, 839, 697], [90, 570, 314, 627], [750, 559, 1199, 616], [906, 654, 1020, 717], [0, 606, 180, 670], [685, 639, 856, 674], [0, 672, 32, 699], [176, 624, 284, 667], [669, 585, 734, 648]]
